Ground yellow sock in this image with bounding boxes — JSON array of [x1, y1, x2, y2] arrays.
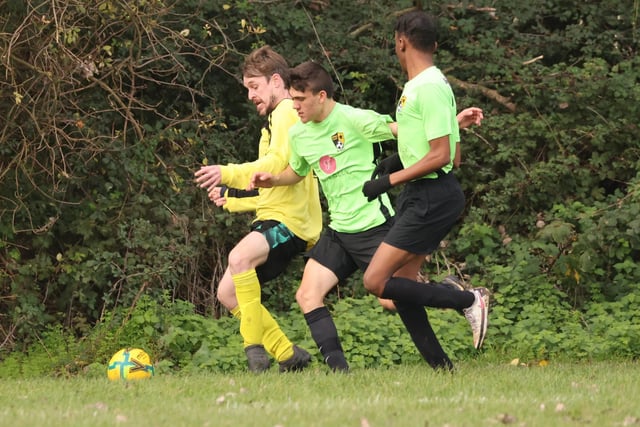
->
[[230, 306, 251, 348], [232, 270, 294, 361], [233, 270, 263, 345], [260, 305, 294, 362], [234, 303, 292, 359]]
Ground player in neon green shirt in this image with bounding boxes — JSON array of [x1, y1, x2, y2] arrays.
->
[[249, 61, 394, 371], [362, 11, 490, 368], [288, 107, 395, 233]]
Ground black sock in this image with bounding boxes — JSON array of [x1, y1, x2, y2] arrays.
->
[[381, 277, 474, 310], [394, 301, 453, 371], [304, 307, 349, 372]]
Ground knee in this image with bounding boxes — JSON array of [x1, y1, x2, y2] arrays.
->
[[296, 286, 320, 313], [227, 247, 250, 273], [363, 270, 384, 297], [377, 298, 396, 311], [295, 286, 309, 310], [216, 275, 237, 311], [216, 287, 235, 311]]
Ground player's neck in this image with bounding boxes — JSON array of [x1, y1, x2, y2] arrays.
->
[[405, 53, 434, 80], [273, 88, 291, 105], [316, 99, 336, 123]]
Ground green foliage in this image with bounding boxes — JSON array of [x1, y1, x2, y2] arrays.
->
[[0, 325, 83, 378], [1, 0, 640, 371], [4, 290, 640, 378], [334, 298, 417, 367], [1, 295, 486, 376], [582, 292, 640, 357]]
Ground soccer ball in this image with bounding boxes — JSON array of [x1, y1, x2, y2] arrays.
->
[[107, 348, 155, 381]]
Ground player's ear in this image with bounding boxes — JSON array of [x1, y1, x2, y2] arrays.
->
[[396, 36, 406, 52], [271, 73, 282, 88]]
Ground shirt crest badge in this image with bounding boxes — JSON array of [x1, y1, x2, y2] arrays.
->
[[331, 132, 345, 150], [397, 95, 407, 114]]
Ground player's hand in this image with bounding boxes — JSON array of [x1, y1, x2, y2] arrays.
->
[[372, 153, 403, 179], [208, 186, 227, 207], [362, 175, 391, 202], [249, 172, 275, 189], [457, 107, 484, 129], [194, 165, 222, 191]]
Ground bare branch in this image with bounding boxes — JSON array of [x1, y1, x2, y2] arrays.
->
[[447, 74, 517, 112]]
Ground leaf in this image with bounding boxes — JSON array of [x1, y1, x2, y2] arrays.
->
[[537, 220, 574, 244]]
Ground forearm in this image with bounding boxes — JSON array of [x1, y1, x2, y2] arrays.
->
[[223, 196, 258, 212], [389, 139, 450, 185], [453, 141, 461, 168], [388, 160, 442, 185], [388, 122, 398, 137], [273, 166, 305, 186]]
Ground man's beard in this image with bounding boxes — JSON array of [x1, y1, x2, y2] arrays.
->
[[264, 93, 278, 115]]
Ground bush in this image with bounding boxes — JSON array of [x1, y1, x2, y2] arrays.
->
[[1, 0, 639, 368]]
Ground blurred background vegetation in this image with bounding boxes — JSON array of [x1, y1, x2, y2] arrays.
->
[[1, 0, 639, 374]]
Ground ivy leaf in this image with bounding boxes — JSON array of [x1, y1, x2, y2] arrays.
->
[[536, 220, 574, 244]]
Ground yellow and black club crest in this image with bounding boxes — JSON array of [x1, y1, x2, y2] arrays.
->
[[331, 132, 345, 150], [397, 95, 407, 114]]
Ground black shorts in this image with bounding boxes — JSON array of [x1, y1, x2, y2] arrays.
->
[[252, 220, 307, 283], [306, 219, 393, 282], [384, 172, 465, 255]]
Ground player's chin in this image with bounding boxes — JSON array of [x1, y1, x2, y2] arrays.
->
[[255, 104, 267, 116]]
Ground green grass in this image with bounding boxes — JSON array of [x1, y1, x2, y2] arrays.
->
[[1, 361, 639, 427]]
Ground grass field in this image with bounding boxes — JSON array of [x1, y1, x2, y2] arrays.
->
[[1, 360, 638, 427]]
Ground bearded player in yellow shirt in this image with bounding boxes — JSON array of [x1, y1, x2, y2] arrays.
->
[[195, 46, 322, 372]]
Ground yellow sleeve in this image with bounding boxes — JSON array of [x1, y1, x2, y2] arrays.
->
[[218, 104, 295, 188], [216, 100, 322, 245], [223, 195, 257, 213], [220, 186, 258, 212]]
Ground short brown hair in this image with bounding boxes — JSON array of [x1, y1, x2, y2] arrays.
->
[[242, 45, 290, 88], [289, 61, 334, 99]]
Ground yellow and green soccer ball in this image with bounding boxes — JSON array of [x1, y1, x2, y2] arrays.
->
[[107, 348, 155, 381]]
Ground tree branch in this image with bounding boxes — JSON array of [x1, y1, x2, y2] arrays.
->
[[447, 74, 517, 112]]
